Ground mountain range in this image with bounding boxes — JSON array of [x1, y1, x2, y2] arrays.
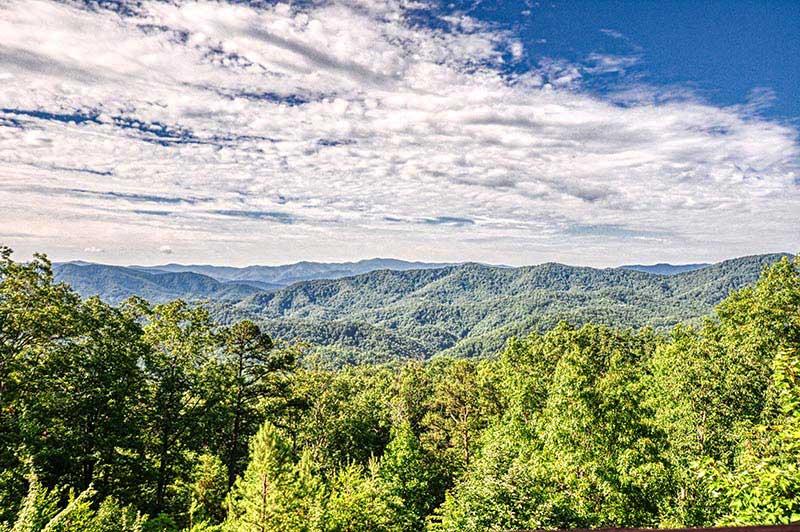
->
[[54, 258, 450, 304], [53, 253, 792, 364], [52, 262, 267, 304], [130, 258, 452, 285], [619, 262, 710, 275]]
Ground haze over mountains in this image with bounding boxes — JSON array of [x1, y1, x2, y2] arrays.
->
[[131, 258, 453, 286], [53, 257, 713, 305], [619, 263, 710, 275], [53, 253, 792, 364], [53, 258, 453, 303]]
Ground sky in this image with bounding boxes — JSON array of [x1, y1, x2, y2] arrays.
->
[[1, 0, 798, 267]]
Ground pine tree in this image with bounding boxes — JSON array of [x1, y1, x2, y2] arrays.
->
[[219, 321, 294, 488], [224, 422, 300, 532], [10, 476, 59, 532], [186, 453, 228, 528]]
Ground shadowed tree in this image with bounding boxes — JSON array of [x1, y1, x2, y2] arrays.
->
[[219, 320, 295, 488]]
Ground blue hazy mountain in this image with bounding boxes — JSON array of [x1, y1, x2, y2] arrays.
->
[[53, 258, 453, 304], [129, 258, 454, 286], [53, 262, 272, 304], [620, 263, 710, 275]]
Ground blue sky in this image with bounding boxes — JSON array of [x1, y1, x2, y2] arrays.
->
[[0, 0, 798, 267], [445, 0, 800, 120]]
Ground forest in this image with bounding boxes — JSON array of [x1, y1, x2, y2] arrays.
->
[[1, 245, 799, 531], [55, 253, 790, 364]]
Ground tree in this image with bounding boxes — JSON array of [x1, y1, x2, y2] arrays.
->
[[428, 422, 554, 532], [432, 325, 667, 531], [8, 475, 59, 532], [278, 367, 393, 474], [390, 362, 432, 433], [218, 321, 294, 488], [421, 359, 492, 475], [0, 248, 81, 521], [647, 256, 800, 526], [378, 423, 434, 530], [20, 297, 147, 501], [8, 479, 145, 532], [185, 453, 228, 528], [322, 462, 401, 532], [538, 324, 667, 527], [132, 299, 220, 514], [709, 344, 800, 524], [225, 422, 318, 532]]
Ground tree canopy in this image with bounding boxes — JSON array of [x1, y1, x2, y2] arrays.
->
[[1, 247, 798, 530]]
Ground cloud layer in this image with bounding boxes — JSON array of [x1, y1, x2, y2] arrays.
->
[[1, 0, 798, 266]]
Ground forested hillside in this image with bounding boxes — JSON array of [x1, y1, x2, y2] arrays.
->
[[216, 253, 790, 362], [53, 254, 792, 364], [53, 263, 270, 304], [2, 246, 799, 531]]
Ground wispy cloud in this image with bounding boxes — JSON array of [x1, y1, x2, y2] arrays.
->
[[600, 29, 626, 40], [0, 0, 797, 266], [422, 216, 476, 227], [585, 52, 641, 75]]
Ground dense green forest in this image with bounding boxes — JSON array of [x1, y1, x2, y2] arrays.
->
[[56, 254, 790, 364], [2, 246, 799, 530]]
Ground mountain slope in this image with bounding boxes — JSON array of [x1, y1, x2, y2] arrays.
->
[[213, 253, 792, 363], [54, 253, 793, 363], [620, 263, 710, 275], [53, 263, 266, 304], [131, 258, 453, 286]]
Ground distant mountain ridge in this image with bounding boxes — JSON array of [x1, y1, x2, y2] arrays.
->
[[52, 258, 454, 304], [53, 253, 794, 363], [129, 258, 454, 286], [620, 263, 710, 275], [211, 252, 793, 363], [53, 263, 269, 304]]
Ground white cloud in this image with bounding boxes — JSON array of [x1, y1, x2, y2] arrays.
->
[[600, 29, 625, 40], [159, 245, 174, 255], [585, 52, 640, 74], [0, 0, 797, 267], [84, 246, 104, 253]]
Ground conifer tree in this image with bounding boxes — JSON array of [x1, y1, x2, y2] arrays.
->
[[225, 422, 302, 532], [10, 476, 59, 532], [219, 321, 294, 488]]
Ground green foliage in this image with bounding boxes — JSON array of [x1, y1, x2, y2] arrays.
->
[[10, 476, 60, 532], [646, 256, 800, 526], [133, 299, 221, 514], [216, 321, 294, 487], [708, 344, 800, 525], [378, 423, 434, 530], [322, 462, 401, 532], [214, 254, 790, 363], [2, 247, 799, 530], [20, 297, 148, 500], [182, 454, 227, 527], [224, 422, 320, 532], [0, 248, 82, 523], [10, 479, 145, 532]]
